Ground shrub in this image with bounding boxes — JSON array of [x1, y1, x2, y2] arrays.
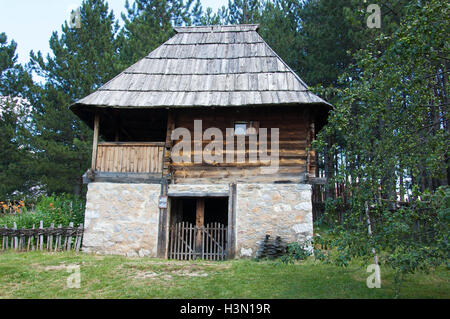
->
[[280, 242, 313, 264], [0, 194, 85, 228]]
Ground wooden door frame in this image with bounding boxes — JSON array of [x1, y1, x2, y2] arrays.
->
[[163, 187, 236, 259]]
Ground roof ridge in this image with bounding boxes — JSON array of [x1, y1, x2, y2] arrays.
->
[[174, 24, 259, 33]]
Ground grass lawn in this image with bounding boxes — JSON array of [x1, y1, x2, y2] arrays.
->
[[0, 251, 448, 299]]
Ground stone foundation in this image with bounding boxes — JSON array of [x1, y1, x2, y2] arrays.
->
[[82, 182, 313, 258], [235, 183, 313, 257], [82, 182, 161, 257]]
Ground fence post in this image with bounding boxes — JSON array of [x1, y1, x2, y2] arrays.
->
[[2, 225, 7, 250], [48, 223, 54, 251], [75, 223, 83, 252], [56, 224, 62, 251], [67, 222, 73, 250], [27, 226, 32, 251], [31, 224, 35, 250], [39, 220, 44, 251], [20, 227, 25, 250], [13, 222, 18, 250]]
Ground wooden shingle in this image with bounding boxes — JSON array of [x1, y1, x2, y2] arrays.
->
[[71, 24, 330, 111]]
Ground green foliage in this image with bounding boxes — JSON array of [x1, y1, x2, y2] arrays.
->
[[0, 194, 85, 228], [118, 0, 202, 66], [26, 0, 124, 196], [314, 0, 449, 296], [0, 33, 36, 200], [280, 241, 312, 264]]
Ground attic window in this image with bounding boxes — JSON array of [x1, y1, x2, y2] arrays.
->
[[234, 121, 259, 136]]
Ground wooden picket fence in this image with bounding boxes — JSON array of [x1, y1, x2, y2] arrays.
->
[[0, 221, 84, 252]]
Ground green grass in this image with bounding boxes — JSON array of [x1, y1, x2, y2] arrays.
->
[[0, 251, 448, 298]]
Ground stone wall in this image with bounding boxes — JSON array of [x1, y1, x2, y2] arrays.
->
[[82, 182, 161, 257], [167, 184, 229, 196], [235, 183, 313, 257], [82, 182, 313, 259]]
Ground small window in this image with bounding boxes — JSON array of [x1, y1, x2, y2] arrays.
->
[[234, 122, 247, 135], [233, 121, 259, 136]]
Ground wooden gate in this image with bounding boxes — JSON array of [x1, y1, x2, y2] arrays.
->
[[168, 222, 227, 260]]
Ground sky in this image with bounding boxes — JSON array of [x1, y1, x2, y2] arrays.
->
[[0, 0, 228, 65]]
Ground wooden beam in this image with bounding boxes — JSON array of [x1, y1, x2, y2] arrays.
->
[[163, 111, 175, 179], [167, 192, 228, 197], [157, 179, 168, 258], [227, 183, 236, 259], [97, 142, 165, 146], [307, 176, 327, 185], [89, 171, 164, 184], [91, 113, 100, 171], [195, 198, 205, 258]]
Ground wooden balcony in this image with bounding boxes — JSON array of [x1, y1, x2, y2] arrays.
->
[[82, 115, 167, 184], [95, 142, 165, 173]]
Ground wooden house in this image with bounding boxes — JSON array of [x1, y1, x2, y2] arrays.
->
[[70, 24, 330, 259]]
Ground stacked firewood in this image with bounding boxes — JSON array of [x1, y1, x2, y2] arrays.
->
[[255, 234, 287, 259]]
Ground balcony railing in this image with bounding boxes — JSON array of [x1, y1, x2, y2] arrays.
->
[[95, 142, 165, 174]]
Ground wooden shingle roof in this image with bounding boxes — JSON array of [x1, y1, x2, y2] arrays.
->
[[71, 24, 330, 111]]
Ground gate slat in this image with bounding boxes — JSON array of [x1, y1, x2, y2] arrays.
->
[[189, 223, 193, 260], [171, 224, 175, 259], [219, 223, 222, 260], [206, 224, 210, 260], [176, 223, 180, 260], [212, 223, 216, 261], [181, 222, 184, 260], [216, 223, 219, 260], [202, 225, 205, 260], [168, 220, 228, 261], [213, 223, 216, 261]]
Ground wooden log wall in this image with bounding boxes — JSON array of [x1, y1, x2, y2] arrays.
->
[[95, 142, 164, 173], [167, 106, 316, 183]]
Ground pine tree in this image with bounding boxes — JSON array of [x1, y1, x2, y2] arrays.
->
[[118, 0, 202, 66], [27, 0, 122, 195], [0, 33, 35, 199]]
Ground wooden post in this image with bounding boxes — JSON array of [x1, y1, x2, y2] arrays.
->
[[39, 220, 43, 251], [91, 113, 100, 171], [75, 223, 83, 252], [156, 180, 169, 258], [49, 223, 54, 251], [13, 222, 18, 250], [66, 222, 73, 250], [20, 227, 25, 250], [163, 111, 175, 179], [31, 224, 35, 251], [310, 122, 317, 177], [55, 224, 62, 251], [3, 225, 8, 250], [195, 198, 205, 259], [227, 184, 237, 259], [2, 225, 7, 250]]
